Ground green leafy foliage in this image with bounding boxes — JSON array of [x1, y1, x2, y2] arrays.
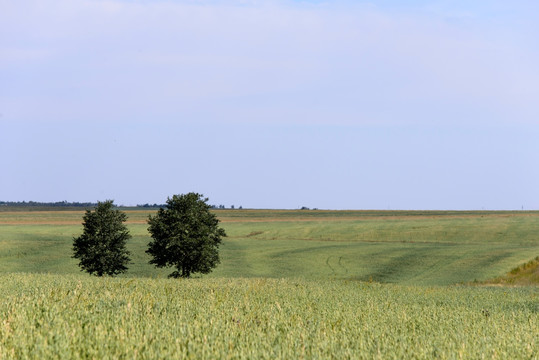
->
[[147, 193, 226, 278], [72, 200, 131, 276]]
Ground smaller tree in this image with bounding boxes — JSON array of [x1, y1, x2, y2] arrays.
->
[[73, 200, 131, 276], [146, 193, 226, 278]]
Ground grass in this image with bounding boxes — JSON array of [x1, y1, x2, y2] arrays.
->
[[0, 209, 538, 359], [1, 210, 538, 285], [479, 256, 539, 286], [1, 274, 537, 359]]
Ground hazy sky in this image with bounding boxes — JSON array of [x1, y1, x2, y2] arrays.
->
[[1, 0, 538, 209]]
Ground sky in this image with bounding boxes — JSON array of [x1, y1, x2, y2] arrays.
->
[[1, 0, 539, 209]]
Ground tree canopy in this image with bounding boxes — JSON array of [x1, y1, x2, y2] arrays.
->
[[146, 193, 226, 278], [72, 200, 131, 276]]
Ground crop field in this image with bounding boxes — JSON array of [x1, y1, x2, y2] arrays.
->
[[1, 209, 538, 285], [1, 274, 537, 359], [0, 209, 537, 359]]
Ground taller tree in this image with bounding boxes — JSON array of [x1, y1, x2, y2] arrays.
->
[[146, 193, 226, 278]]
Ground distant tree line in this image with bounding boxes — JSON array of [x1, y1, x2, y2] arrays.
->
[[137, 204, 241, 209], [1, 201, 244, 210], [209, 205, 242, 209], [0, 201, 98, 208], [136, 203, 167, 208]]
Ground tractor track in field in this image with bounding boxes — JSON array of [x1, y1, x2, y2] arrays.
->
[[326, 256, 349, 275]]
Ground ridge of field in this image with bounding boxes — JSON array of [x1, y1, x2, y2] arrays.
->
[[0, 210, 538, 285], [479, 256, 539, 286], [1, 274, 537, 359]]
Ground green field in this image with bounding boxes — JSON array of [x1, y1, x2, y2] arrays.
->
[[0, 209, 537, 359], [1, 209, 538, 285], [1, 274, 537, 359]]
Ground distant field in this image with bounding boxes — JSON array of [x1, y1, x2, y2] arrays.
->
[[0, 209, 538, 285]]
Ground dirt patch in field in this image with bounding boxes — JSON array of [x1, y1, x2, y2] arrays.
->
[[0, 221, 81, 225], [1, 210, 538, 225], [218, 213, 539, 223], [218, 217, 362, 223], [0, 219, 150, 225], [0, 211, 150, 225]]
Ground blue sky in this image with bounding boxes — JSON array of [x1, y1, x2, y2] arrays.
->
[[1, 0, 538, 209]]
